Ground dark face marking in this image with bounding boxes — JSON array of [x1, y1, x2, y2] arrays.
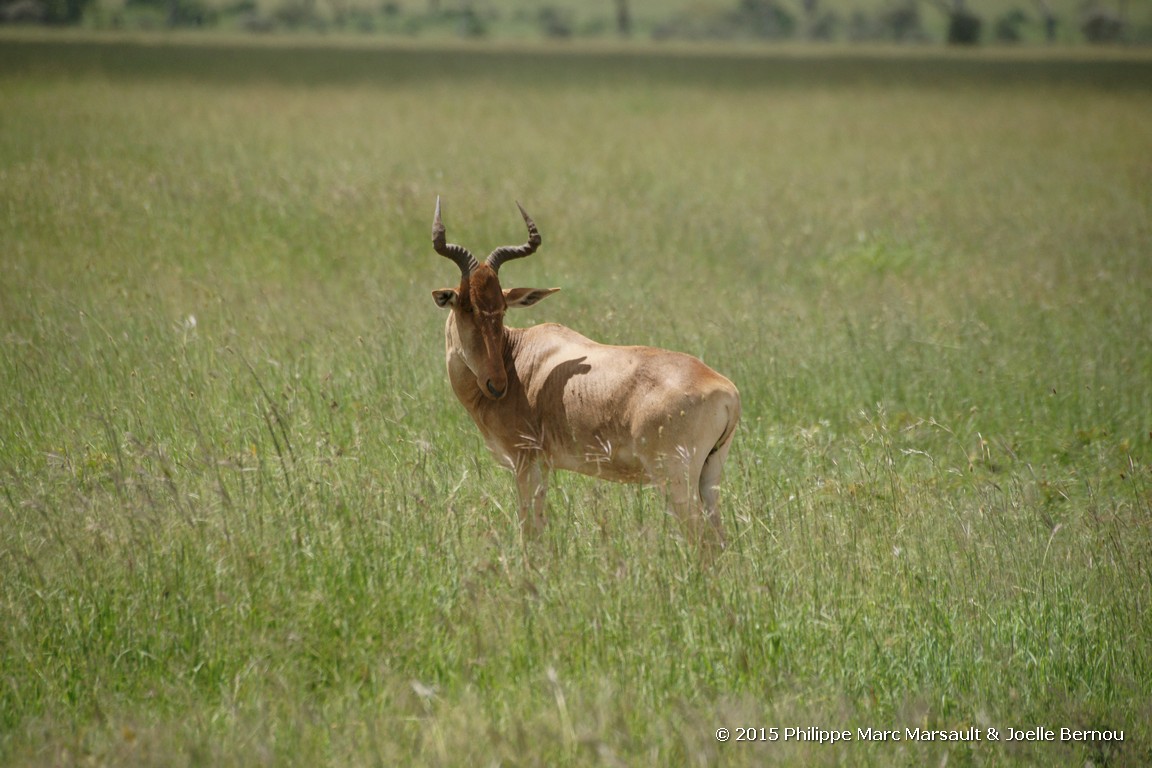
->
[[464, 265, 505, 313], [460, 264, 509, 400]]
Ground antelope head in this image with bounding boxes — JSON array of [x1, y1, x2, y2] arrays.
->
[[431, 198, 559, 400]]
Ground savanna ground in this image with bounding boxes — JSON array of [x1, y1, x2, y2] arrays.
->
[[2, 35, 1151, 766]]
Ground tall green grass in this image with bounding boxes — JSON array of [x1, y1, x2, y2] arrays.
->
[[2, 37, 1150, 766]]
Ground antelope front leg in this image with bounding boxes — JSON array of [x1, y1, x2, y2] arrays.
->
[[514, 456, 550, 538]]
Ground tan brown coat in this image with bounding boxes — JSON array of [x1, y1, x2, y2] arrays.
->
[[431, 200, 739, 545]]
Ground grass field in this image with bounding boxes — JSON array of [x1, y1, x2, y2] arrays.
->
[[2, 35, 1151, 766]]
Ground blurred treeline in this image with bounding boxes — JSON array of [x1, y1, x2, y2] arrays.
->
[[1, 0, 1147, 46]]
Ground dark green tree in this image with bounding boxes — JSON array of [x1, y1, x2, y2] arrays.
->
[[37, 0, 94, 24], [614, 0, 631, 37], [930, 0, 983, 44]]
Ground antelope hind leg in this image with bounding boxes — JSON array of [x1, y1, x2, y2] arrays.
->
[[698, 439, 731, 547], [657, 458, 723, 549]]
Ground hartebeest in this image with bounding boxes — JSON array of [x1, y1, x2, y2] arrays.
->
[[430, 199, 740, 545]]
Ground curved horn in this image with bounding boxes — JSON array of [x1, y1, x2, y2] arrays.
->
[[485, 202, 541, 273], [432, 197, 479, 277]]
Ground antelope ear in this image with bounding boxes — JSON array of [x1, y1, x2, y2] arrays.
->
[[432, 289, 458, 308], [504, 287, 560, 308]]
